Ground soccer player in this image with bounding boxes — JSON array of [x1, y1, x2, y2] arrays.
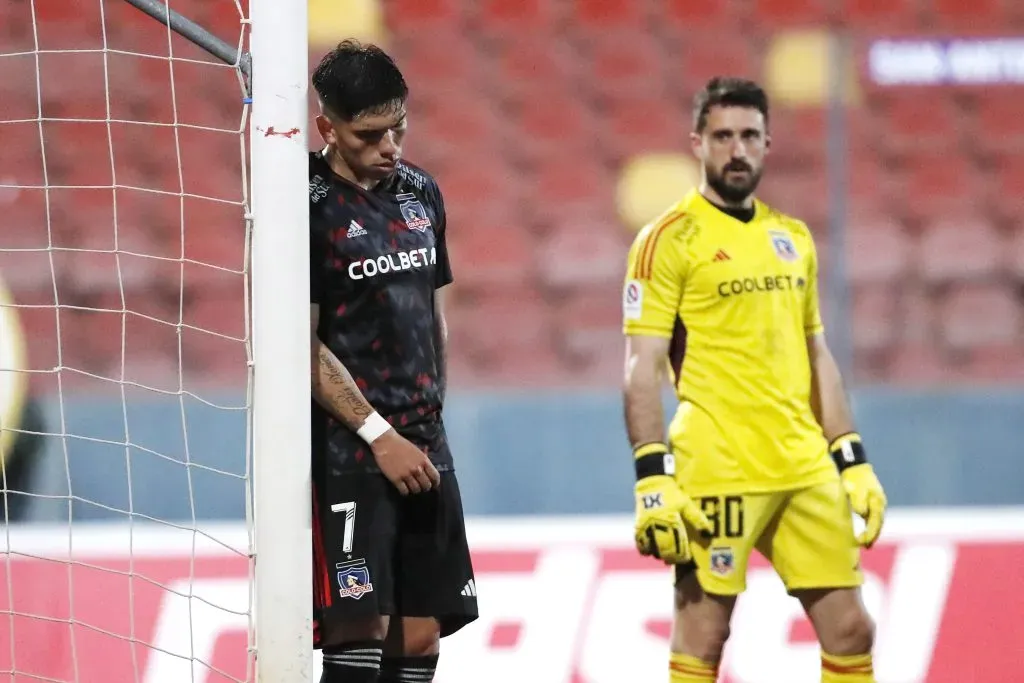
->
[[308, 41, 478, 683], [622, 77, 887, 683]]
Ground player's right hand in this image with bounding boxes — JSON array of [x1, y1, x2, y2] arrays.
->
[[633, 443, 713, 564], [371, 430, 441, 495]]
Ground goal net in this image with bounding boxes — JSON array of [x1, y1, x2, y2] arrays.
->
[[0, 0, 311, 681]]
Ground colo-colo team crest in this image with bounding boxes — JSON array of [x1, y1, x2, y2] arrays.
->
[[336, 560, 374, 600], [397, 192, 432, 233]]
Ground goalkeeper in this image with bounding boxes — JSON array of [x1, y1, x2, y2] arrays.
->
[[623, 77, 886, 683]]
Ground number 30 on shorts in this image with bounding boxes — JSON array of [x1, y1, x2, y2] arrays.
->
[[699, 495, 745, 539]]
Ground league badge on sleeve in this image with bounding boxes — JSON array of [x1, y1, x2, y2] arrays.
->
[[768, 230, 799, 263], [397, 193, 433, 233], [336, 560, 374, 600], [623, 279, 643, 320]]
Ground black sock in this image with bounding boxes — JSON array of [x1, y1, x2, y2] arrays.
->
[[378, 654, 439, 683], [320, 640, 383, 683]]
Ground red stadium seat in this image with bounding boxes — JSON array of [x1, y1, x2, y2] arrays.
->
[[886, 342, 949, 384], [757, 170, 830, 231], [973, 91, 1024, 156], [505, 89, 602, 166], [489, 38, 578, 101], [838, 0, 921, 30], [1008, 225, 1024, 280], [874, 92, 965, 154], [528, 158, 617, 226], [536, 220, 627, 291], [552, 284, 625, 380], [446, 220, 536, 292], [991, 155, 1024, 219], [415, 96, 508, 167], [389, 31, 480, 91], [850, 283, 898, 354], [845, 216, 910, 284], [600, 95, 689, 162], [940, 284, 1020, 352], [675, 37, 759, 96], [917, 216, 1004, 285], [582, 34, 668, 101], [382, 0, 463, 34], [573, 0, 649, 30], [929, 0, 1004, 31], [754, 0, 830, 26], [474, 0, 562, 39], [899, 153, 982, 220], [659, 0, 738, 35]]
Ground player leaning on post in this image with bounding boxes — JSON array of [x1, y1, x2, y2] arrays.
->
[[622, 77, 888, 683], [308, 40, 478, 683]]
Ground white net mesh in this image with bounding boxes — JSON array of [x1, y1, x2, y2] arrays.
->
[[0, 1, 256, 680]]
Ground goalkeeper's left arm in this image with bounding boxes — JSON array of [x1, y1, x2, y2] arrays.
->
[[624, 334, 712, 563], [807, 332, 888, 548]]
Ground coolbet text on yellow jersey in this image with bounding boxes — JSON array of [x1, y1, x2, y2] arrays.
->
[[623, 189, 837, 497]]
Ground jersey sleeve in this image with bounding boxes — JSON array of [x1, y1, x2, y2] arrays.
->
[[430, 181, 454, 289], [803, 232, 825, 336], [622, 216, 688, 338]]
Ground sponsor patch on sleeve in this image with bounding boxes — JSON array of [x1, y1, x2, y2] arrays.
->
[[623, 279, 643, 320]]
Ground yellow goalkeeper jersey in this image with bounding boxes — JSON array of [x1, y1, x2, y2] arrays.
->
[[623, 189, 836, 496]]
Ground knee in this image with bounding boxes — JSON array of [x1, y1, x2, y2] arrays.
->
[[689, 618, 731, 662], [827, 605, 875, 655], [402, 629, 440, 657], [321, 616, 388, 649]]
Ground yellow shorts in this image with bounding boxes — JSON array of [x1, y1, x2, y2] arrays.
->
[[679, 480, 863, 595]]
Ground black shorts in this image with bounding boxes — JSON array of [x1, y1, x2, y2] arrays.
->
[[312, 470, 478, 648]]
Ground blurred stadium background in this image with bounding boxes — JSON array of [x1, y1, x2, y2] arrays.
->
[[1, 1, 1024, 680]]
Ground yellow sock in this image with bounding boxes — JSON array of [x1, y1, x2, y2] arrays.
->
[[821, 651, 875, 683], [669, 652, 718, 682]]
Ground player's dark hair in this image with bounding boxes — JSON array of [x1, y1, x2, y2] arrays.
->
[[692, 77, 770, 133], [312, 39, 409, 121]]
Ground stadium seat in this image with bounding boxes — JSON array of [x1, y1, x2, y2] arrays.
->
[[445, 220, 536, 292], [473, 0, 562, 40], [845, 216, 910, 284], [850, 283, 898, 355], [838, 0, 921, 30], [505, 89, 602, 167], [658, 0, 738, 36], [874, 92, 965, 154], [600, 96, 689, 163], [552, 284, 624, 381], [973, 91, 1024, 157], [528, 157, 617, 226], [432, 160, 524, 233], [536, 220, 627, 291], [939, 283, 1020, 352], [753, 0, 830, 26], [929, 0, 1004, 31], [990, 155, 1024, 219], [415, 95, 508, 166], [917, 216, 1004, 285], [389, 30, 479, 92], [675, 36, 760, 93], [886, 342, 950, 384], [381, 0, 463, 34], [488, 38, 578, 101], [899, 153, 981, 220], [1008, 225, 1024, 281], [572, 0, 649, 31], [757, 170, 829, 230], [581, 34, 668, 102]]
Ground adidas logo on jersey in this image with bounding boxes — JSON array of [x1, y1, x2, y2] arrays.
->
[[460, 579, 477, 598], [713, 249, 731, 262], [347, 220, 367, 238]]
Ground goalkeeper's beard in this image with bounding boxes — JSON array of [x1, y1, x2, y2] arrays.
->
[[705, 162, 763, 205]]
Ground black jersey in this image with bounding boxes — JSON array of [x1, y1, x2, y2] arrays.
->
[[309, 150, 453, 473]]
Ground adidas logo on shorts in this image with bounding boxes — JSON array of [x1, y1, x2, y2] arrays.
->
[[460, 579, 477, 598], [347, 220, 367, 238]]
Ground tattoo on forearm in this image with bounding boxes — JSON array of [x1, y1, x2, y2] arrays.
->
[[316, 345, 373, 430]]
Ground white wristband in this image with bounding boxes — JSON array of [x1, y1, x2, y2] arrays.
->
[[356, 412, 391, 444]]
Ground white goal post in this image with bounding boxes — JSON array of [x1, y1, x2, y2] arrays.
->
[[248, 0, 314, 680]]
